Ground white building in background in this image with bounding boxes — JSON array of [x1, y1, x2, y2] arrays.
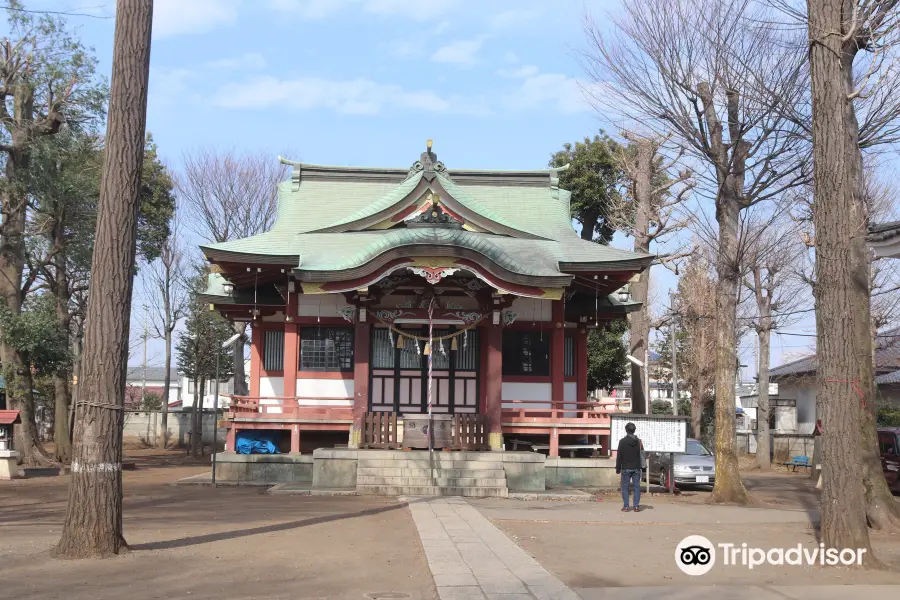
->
[[124, 360, 251, 411]]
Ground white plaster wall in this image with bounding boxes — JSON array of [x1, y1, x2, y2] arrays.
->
[[510, 298, 552, 322], [298, 294, 352, 318], [259, 376, 285, 413], [296, 378, 354, 406], [502, 382, 552, 409]]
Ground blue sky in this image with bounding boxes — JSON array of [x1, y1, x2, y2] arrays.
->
[[31, 0, 816, 372]]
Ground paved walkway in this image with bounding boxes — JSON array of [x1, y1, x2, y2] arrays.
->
[[407, 496, 579, 600]]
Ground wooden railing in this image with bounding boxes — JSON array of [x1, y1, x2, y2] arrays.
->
[[228, 396, 353, 421], [363, 412, 400, 449], [501, 399, 624, 420], [452, 414, 489, 450], [361, 412, 490, 450]]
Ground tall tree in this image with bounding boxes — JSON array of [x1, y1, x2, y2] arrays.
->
[[176, 269, 233, 458], [741, 215, 806, 470], [613, 134, 693, 413], [27, 131, 101, 463], [178, 148, 287, 398], [0, 1, 106, 464], [142, 216, 189, 448], [675, 250, 718, 439], [802, 0, 899, 557], [54, 0, 153, 558], [584, 0, 808, 503], [549, 134, 622, 244]]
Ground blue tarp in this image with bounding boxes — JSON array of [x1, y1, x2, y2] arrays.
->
[[235, 430, 281, 454]]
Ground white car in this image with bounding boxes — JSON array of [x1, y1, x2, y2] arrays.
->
[[650, 438, 715, 488]]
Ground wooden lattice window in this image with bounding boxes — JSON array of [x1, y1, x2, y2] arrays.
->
[[300, 327, 354, 372]]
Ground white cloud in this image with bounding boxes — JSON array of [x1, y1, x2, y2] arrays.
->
[[503, 51, 519, 64], [149, 67, 198, 106], [153, 0, 241, 38], [389, 38, 423, 58], [214, 75, 454, 115], [431, 38, 485, 67], [497, 64, 540, 78], [433, 20, 452, 34], [489, 8, 540, 30], [206, 53, 268, 70], [266, 0, 454, 21], [509, 71, 589, 114]]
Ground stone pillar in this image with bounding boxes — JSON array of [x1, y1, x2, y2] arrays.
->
[[485, 323, 503, 450], [350, 317, 371, 448], [250, 324, 261, 398], [225, 426, 236, 452], [283, 295, 299, 399], [550, 299, 566, 458], [0, 450, 18, 479]]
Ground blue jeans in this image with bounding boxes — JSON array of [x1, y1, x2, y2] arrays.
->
[[621, 469, 641, 508]]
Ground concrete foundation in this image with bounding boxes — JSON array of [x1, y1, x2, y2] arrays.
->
[[0, 450, 20, 480], [545, 457, 618, 489], [212, 449, 620, 494], [213, 453, 313, 484], [312, 448, 358, 489]]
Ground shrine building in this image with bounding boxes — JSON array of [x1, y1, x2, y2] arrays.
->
[[200, 142, 652, 458]]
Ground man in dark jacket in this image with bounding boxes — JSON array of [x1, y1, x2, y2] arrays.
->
[[615, 422, 643, 512]]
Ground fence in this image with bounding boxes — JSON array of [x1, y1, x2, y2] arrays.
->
[[736, 431, 815, 461], [123, 410, 226, 447], [361, 413, 491, 451]]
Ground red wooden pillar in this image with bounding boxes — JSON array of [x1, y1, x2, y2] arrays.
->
[[576, 325, 588, 412], [485, 322, 503, 450], [351, 316, 371, 448], [283, 295, 299, 452], [225, 426, 236, 452], [249, 324, 262, 398], [290, 424, 301, 453], [550, 299, 565, 457]]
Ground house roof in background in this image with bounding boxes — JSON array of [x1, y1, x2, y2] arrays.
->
[[0, 410, 21, 425], [771, 327, 900, 379], [125, 367, 180, 383], [877, 369, 900, 385], [868, 221, 900, 243]]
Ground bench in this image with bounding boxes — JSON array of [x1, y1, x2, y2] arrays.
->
[[782, 455, 810, 472], [531, 444, 603, 458]]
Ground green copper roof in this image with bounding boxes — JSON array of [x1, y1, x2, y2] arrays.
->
[[200, 152, 653, 280]]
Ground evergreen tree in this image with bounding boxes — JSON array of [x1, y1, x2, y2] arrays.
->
[[176, 269, 233, 458], [586, 319, 628, 393], [549, 134, 622, 244]]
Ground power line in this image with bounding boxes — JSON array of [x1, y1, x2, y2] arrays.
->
[[0, 4, 112, 18]]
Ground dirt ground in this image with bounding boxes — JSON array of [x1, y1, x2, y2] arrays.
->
[[0, 448, 436, 600], [481, 469, 900, 589]]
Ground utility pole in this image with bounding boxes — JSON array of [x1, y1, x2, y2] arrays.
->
[[141, 305, 148, 409], [670, 291, 678, 416]]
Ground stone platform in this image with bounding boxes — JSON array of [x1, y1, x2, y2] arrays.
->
[[209, 448, 620, 497]]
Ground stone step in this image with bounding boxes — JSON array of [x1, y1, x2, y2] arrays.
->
[[357, 484, 509, 498], [357, 466, 506, 478], [357, 475, 508, 487], [357, 459, 506, 470]]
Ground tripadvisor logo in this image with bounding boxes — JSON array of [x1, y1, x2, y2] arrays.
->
[[675, 535, 867, 575]]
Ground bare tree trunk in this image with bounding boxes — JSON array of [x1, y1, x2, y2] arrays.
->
[[192, 378, 204, 458], [231, 322, 247, 396], [690, 378, 706, 440], [53, 0, 153, 558], [709, 196, 748, 504], [0, 137, 39, 464], [756, 328, 771, 470], [159, 329, 171, 449], [53, 246, 72, 463], [628, 140, 653, 414], [807, 0, 873, 556]]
